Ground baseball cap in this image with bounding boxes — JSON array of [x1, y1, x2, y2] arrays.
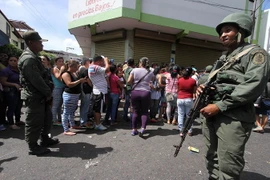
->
[[192, 67, 197, 71], [23, 30, 48, 42]]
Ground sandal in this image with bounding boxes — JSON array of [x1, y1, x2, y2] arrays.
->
[[64, 131, 76, 136], [172, 120, 177, 125]]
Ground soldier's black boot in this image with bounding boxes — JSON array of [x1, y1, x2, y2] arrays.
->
[[28, 144, 51, 156], [40, 136, 60, 147]]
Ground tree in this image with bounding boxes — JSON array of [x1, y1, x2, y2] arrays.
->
[[0, 44, 23, 57]]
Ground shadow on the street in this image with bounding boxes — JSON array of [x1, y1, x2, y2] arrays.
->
[[43, 142, 113, 160], [241, 171, 270, 180], [138, 127, 179, 140], [263, 127, 270, 133], [0, 128, 25, 140], [0, 157, 18, 173]]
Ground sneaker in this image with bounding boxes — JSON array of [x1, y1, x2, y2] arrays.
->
[[53, 122, 62, 126], [253, 126, 264, 133], [252, 126, 263, 132], [0, 124, 6, 131], [10, 124, 20, 130], [81, 124, 94, 129], [95, 124, 107, 131], [29, 145, 51, 156], [110, 122, 118, 126], [139, 128, 145, 137], [150, 118, 158, 123], [131, 130, 138, 136], [40, 138, 60, 147]]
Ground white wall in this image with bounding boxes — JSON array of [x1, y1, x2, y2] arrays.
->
[[0, 14, 7, 33], [258, 10, 270, 53], [68, 0, 124, 22], [122, 0, 136, 9], [141, 0, 247, 28]]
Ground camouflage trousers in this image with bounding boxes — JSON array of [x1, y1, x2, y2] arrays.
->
[[202, 114, 253, 180]]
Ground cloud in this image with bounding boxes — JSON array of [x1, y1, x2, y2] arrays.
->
[[4, 0, 22, 6], [43, 35, 82, 55], [63, 38, 82, 55], [0, 0, 83, 56]]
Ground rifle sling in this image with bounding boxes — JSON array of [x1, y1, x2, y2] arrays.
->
[[208, 46, 255, 81]]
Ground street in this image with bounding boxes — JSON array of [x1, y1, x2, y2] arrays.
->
[[0, 111, 269, 180]]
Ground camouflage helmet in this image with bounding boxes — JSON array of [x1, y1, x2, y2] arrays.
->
[[216, 12, 253, 38]]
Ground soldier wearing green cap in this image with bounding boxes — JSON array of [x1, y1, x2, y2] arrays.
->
[[18, 31, 59, 156], [197, 13, 270, 179]]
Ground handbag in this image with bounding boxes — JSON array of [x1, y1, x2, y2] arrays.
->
[[165, 93, 174, 102], [165, 78, 176, 102], [262, 83, 270, 110]]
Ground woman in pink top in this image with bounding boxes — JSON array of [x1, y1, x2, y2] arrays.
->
[[165, 65, 180, 125], [105, 64, 124, 125], [177, 67, 197, 136]]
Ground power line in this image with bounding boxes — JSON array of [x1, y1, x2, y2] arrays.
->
[[255, 0, 266, 12], [21, 0, 56, 33]]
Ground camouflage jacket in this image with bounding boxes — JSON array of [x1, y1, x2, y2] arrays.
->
[[212, 43, 270, 122], [18, 48, 52, 100]]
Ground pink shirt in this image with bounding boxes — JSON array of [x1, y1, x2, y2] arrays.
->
[[109, 74, 120, 94], [165, 74, 178, 94]]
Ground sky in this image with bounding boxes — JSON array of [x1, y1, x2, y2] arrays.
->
[[0, 0, 82, 55], [263, 0, 270, 10]]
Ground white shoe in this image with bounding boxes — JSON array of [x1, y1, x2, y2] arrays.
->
[[252, 126, 263, 132], [95, 124, 107, 131]]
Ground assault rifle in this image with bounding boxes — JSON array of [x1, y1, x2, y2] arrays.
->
[[173, 79, 216, 157]]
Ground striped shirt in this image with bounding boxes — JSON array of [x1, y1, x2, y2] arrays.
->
[[88, 64, 108, 95]]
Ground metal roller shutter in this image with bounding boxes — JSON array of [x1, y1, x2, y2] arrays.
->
[[134, 38, 172, 65], [95, 39, 125, 63], [175, 44, 222, 69]]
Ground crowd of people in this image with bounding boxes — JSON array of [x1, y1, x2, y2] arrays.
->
[[0, 12, 270, 179]]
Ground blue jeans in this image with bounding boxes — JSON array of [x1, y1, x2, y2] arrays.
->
[[51, 87, 64, 122], [177, 98, 193, 133], [62, 92, 80, 132], [80, 92, 92, 125], [4, 87, 22, 125], [106, 93, 120, 123]]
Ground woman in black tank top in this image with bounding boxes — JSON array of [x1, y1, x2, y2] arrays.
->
[[61, 60, 88, 136]]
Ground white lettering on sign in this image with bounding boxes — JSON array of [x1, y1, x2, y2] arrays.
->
[[69, 0, 121, 21]]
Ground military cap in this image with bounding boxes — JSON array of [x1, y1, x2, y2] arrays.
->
[[216, 13, 253, 38], [205, 65, 213, 72], [23, 30, 48, 42]]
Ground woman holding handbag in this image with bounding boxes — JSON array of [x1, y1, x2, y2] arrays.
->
[[165, 65, 180, 125], [127, 57, 155, 136]]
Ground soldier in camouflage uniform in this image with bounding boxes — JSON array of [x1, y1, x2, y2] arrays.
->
[[198, 13, 270, 179], [18, 31, 59, 156]]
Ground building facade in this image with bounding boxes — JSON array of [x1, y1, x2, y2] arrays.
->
[[258, 9, 270, 53], [68, 0, 260, 69], [0, 10, 23, 49]]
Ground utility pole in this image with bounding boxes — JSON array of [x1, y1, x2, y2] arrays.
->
[[250, 0, 257, 43]]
